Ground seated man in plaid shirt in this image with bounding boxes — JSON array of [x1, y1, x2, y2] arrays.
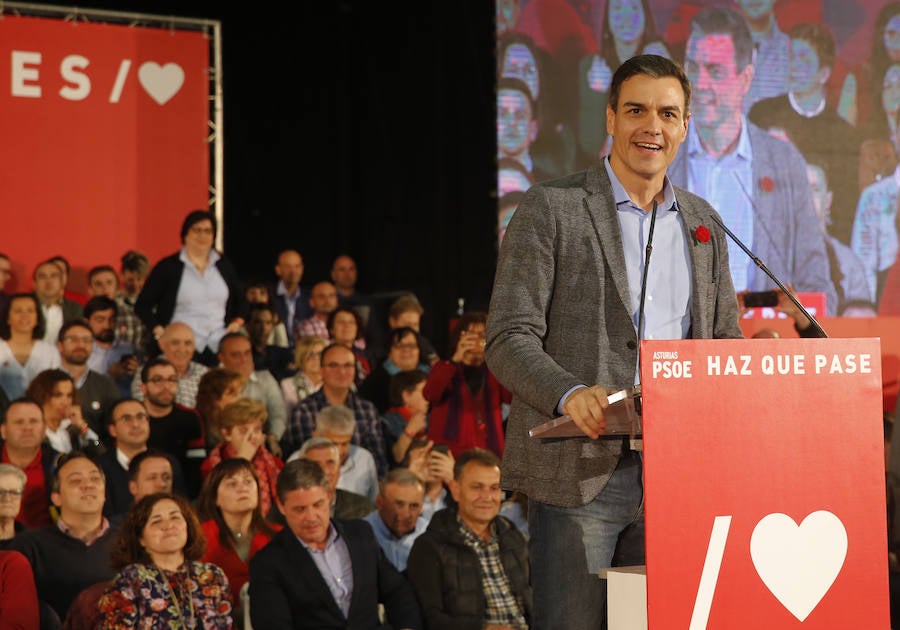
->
[[406, 448, 532, 629]]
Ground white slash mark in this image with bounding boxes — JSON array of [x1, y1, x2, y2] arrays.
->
[[109, 59, 131, 103], [689, 515, 732, 629]]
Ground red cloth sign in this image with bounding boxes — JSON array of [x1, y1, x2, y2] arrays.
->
[[0, 15, 210, 291], [642, 338, 888, 628]]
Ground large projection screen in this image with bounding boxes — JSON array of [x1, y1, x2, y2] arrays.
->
[[0, 2, 221, 294], [496, 0, 900, 319]]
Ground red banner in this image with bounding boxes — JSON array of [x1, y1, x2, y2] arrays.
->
[[642, 338, 888, 628], [0, 15, 210, 292]]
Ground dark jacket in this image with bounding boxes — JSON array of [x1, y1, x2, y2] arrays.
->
[[406, 507, 532, 630], [135, 251, 246, 333], [10, 522, 119, 621], [249, 519, 422, 629]]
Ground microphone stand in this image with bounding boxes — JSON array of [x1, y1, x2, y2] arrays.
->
[[709, 215, 828, 338]]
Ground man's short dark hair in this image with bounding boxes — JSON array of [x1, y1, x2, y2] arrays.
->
[[275, 458, 330, 503], [57, 319, 92, 344], [788, 22, 835, 72], [218, 331, 251, 353], [248, 302, 277, 317], [497, 76, 537, 119], [140, 356, 175, 383], [2, 397, 43, 424], [127, 449, 172, 482], [51, 451, 103, 493], [83, 296, 118, 319], [689, 6, 754, 73], [120, 250, 149, 276], [87, 265, 117, 285], [453, 447, 501, 480], [107, 398, 146, 428], [48, 256, 70, 274], [609, 54, 693, 116], [389, 370, 429, 408]]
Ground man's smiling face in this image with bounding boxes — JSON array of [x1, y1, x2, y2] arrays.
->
[[606, 73, 689, 183]]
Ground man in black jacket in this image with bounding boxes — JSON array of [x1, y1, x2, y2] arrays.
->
[[407, 448, 532, 629]]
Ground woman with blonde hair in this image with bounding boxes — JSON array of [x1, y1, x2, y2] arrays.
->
[[201, 398, 283, 518], [279, 334, 326, 416]]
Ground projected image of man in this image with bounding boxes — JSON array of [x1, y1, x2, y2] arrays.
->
[[668, 6, 837, 313]]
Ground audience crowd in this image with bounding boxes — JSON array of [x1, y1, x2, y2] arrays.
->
[[0, 217, 525, 628], [6, 2, 900, 623]]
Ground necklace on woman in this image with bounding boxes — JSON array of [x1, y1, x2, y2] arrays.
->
[[153, 563, 196, 628]]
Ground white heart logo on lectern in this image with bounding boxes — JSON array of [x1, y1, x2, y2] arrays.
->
[[750, 511, 847, 621], [138, 62, 185, 105]]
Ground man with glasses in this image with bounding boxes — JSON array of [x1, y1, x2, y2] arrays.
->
[[281, 343, 387, 477], [57, 320, 121, 444], [130, 321, 208, 408], [138, 357, 204, 497], [97, 399, 182, 517], [0, 462, 27, 545]]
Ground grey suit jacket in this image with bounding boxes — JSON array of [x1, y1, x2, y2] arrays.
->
[[669, 122, 837, 314], [485, 163, 742, 507]]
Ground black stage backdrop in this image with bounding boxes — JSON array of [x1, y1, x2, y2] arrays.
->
[[27, 1, 499, 357]]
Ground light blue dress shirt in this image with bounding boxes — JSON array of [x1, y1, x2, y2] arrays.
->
[[298, 523, 354, 618], [172, 248, 229, 353], [363, 511, 428, 572], [686, 118, 755, 291], [558, 157, 692, 411]]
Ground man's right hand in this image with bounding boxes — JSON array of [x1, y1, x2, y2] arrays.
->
[[561, 385, 609, 439]]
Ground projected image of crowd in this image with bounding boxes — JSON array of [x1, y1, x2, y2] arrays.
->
[[497, 0, 900, 319], [0, 216, 529, 628]]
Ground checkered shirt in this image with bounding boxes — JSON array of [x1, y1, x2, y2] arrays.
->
[[458, 516, 528, 629], [283, 389, 388, 477]]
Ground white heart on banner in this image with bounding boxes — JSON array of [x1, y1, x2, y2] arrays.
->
[[749, 510, 847, 622], [138, 62, 185, 105]]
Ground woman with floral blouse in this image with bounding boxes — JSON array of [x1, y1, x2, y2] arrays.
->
[[97, 493, 232, 628]]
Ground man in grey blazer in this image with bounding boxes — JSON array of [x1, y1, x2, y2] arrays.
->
[[669, 5, 838, 315], [485, 54, 743, 628]]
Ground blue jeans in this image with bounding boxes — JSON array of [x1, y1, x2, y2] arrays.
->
[[528, 449, 644, 629]]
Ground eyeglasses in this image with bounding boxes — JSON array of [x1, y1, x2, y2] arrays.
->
[[116, 412, 148, 424], [147, 376, 180, 385], [323, 362, 355, 370], [62, 335, 93, 344], [392, 343, 419, 350], [0, 488, 24, 499]]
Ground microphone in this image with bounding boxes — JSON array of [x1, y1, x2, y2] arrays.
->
[[710, 214, 828, 338], [633, 199, 659, 416]]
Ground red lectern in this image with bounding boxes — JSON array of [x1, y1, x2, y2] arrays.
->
[[641, 338, 889, 628]]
